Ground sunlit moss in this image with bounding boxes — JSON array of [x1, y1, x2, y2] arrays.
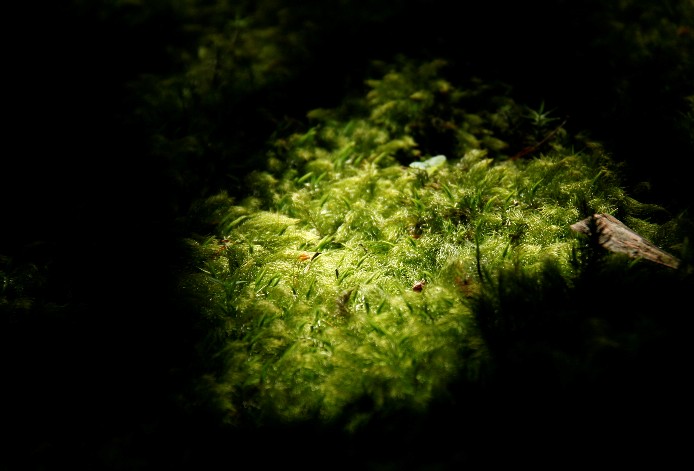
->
[[182, 57, 686, 430]]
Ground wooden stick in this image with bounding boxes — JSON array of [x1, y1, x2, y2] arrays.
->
[[570, 213, 681, 269]]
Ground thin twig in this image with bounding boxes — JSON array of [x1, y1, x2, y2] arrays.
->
[[510, 118, 568, 161]]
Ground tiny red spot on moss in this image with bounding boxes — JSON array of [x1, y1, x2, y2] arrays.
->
[[412, 280, 426, 292]]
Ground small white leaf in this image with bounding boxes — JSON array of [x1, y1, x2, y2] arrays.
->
[[409, 155, 447, 174]]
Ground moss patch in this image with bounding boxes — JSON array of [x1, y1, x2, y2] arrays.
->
[[181, 58, 688, 430]]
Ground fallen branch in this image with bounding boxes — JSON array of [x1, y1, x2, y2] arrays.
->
[[570, 213, 681, 269]]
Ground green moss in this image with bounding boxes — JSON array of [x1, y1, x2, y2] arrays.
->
[[182, 58, 688, 429]]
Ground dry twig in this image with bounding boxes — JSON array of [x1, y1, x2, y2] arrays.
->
[[510, 118, 568, 161]]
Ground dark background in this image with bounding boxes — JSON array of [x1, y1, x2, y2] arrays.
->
[[3, 1, 693, 469], [4, 1, 693, 245]]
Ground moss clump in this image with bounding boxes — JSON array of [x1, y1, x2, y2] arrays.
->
[[181, 58, 688, 430]]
